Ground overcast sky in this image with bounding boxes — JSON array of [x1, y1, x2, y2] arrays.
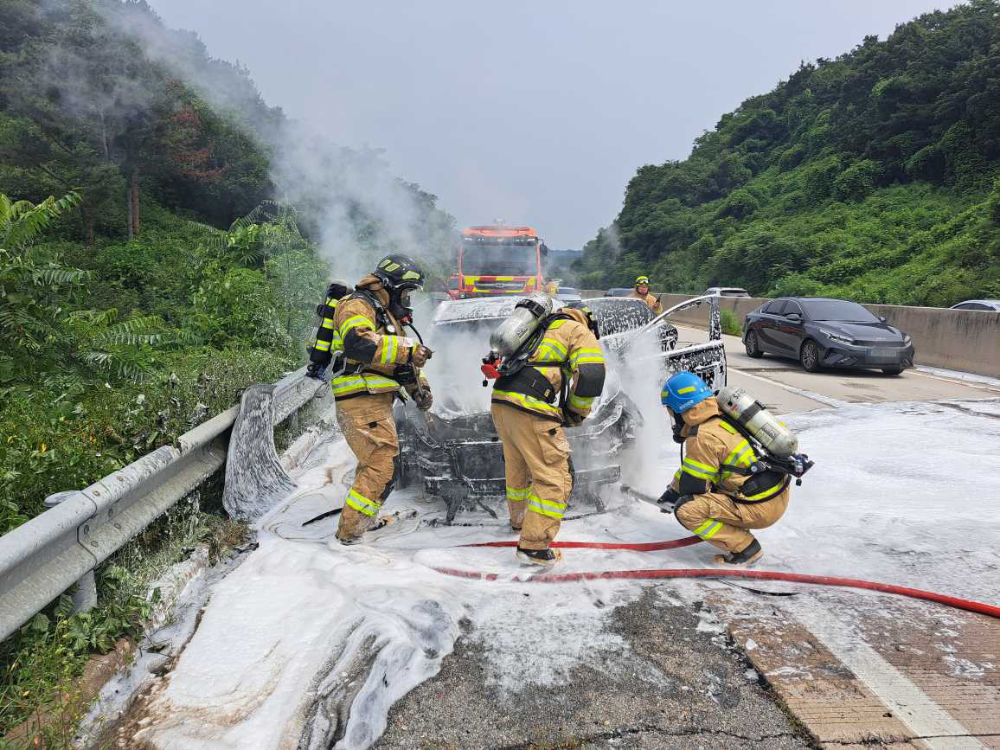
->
[[148, 0, 957, 249]]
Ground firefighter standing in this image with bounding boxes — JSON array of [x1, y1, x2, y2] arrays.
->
[[630, 275, 662, 314], [320, 255, 434, 545], [658, 372, 791, 566], [491, 303, 606, 565]]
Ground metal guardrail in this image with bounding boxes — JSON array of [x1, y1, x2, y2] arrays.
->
[[0, 368, 324, 642]]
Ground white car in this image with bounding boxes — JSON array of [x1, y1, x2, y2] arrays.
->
[[705, 286, 751, 298], [949, 299, 1000, 312]]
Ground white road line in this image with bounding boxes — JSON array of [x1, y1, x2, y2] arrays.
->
[[785, 600, 985, 750], [727, 366, 845, 408], [912, 369, 1000, 395]]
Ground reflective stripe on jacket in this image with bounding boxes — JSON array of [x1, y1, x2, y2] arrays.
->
[[669, 398, 786, 502], [330, 276, 421, 399], [492, 308, 606, 421]]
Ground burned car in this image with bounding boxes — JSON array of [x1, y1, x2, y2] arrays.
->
[[395, 294, 727, 521]]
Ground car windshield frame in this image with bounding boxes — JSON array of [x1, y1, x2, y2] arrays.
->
[[802, 299, 880, 323]]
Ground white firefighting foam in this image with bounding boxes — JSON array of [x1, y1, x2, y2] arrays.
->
[[123, 397, 1000, 749]]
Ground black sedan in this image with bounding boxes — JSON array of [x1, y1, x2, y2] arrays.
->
[[742, 297, 914, 375]]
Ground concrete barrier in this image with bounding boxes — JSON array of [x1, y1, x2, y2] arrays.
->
[[579, 291, 1000, 378]]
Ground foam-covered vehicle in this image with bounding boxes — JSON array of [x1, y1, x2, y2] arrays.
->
[[395, 294, 727, 521]]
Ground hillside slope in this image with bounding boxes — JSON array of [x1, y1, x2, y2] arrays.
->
[[577, 0, 1000, 306]]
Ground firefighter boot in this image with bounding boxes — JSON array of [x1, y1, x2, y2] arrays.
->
[[713, 539, 763, 567], [516, 546, 563, 566]]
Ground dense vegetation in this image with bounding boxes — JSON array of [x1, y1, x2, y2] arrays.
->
[[0, 1, 455, 739], [576, 0, 1000, 306]]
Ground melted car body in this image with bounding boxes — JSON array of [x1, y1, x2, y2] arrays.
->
[[396, 294, 727, 521]]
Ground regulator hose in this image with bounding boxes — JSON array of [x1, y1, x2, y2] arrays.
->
[[444, 540, 1000, 619]]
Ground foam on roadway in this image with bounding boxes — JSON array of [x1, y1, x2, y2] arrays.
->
[[92, 326, 1000, 749]]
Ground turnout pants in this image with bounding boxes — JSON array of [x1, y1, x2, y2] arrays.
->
[[491, 403, 573, 551], [675, 486, 790, 554], [335, 392, 399, 542]]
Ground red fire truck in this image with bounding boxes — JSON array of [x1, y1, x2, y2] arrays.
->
[[455, 224, 548, 298]]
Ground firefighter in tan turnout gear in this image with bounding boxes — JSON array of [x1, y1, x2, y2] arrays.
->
[[485, 295, 606, 566], [657, 372, 793, 566], [629, 275, 662, 314], [318, 255, 433, 545]]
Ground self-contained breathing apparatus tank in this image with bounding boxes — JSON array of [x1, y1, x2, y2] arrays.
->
[[716, 385, 797, 457], [481, 292, 553, 381], [716, 385, 814, 483]]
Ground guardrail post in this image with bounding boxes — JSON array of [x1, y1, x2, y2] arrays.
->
[[44, 492, 98, 615]]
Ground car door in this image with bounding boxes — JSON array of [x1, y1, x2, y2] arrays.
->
[[755, 299, 786, 353], [773, 300, 805, 355]]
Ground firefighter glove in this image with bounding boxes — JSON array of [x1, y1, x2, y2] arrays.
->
[[393, 363, 418, 386], [306, 362, 326, 381], [410, 344, 433, 368], [563, 407, 585, 427], [413, 387, 433, 412], [657, 487, 681, 512]]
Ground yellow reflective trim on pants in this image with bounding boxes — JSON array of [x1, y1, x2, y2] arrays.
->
[[506, 486, 529, 501], [314, 339, 331, 352], [339, 315, 373, 339], [527, 492, 567, 519], [346, 489, 378, 516], [693, 519, 723, 539], [493, 389, 561, 416]]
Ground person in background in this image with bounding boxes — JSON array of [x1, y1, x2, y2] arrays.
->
[[629, 275, 662, 314]]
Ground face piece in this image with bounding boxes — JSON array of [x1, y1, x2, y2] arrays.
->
[[637, 284, 649, 294]]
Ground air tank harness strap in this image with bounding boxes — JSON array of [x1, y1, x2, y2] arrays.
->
[[495, 365, 563, 404], [728, 474, 790, 504]]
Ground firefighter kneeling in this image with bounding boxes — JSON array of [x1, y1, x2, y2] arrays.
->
[[658, 372, 793, 567], [488, 296, 606, 566]]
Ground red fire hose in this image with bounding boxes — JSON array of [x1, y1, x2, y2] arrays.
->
[[445, 537, 1000, 619], [463, 536, 703, 552]]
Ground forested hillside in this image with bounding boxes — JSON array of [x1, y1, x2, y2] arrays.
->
[[1, 1, 456, 735], [0, 0, 454, 532], [576, 0, 1000, 306]]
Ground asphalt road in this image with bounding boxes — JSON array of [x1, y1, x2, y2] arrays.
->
[[376, 329, 999, 750], [376, 588, 812, 750], [675, 325, 1000, 414]]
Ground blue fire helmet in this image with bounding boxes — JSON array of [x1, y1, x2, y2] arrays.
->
[[660, 372, 713, 413]]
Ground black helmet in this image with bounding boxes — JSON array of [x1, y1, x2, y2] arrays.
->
[[373, 254, 424, 292], [565, 301, 600, 340], [373, 254, 424, 322]]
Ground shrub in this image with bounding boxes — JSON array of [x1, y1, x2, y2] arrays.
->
[[720, 309, 742, 336]]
